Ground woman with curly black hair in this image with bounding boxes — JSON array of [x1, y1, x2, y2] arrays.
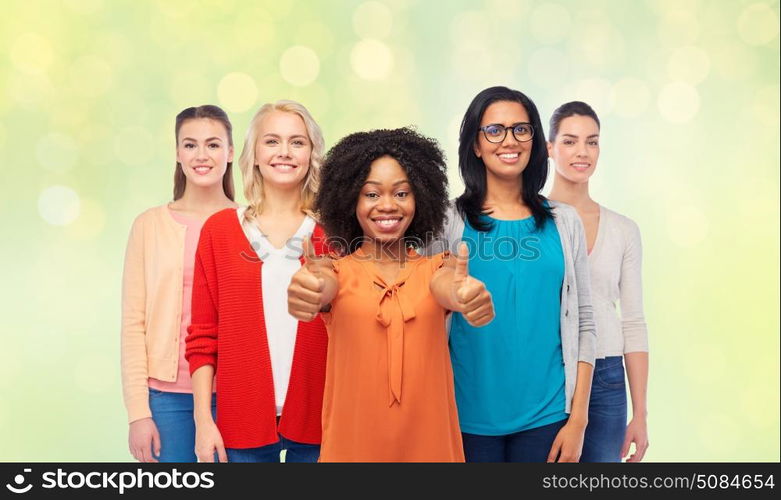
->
[[288, 127, 495, 462]]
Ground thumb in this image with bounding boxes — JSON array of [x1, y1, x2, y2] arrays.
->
[[302, 236, 319, 273], [303, 235, 317, 261], [454, 242, 469, 281], [547, 438, 561, 463], [217, 443, 228, 463]]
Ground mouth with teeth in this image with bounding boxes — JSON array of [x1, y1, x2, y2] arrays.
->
[[570, 162, 591, 172], [270, 163, 299, 172], [192, 165, 213, 175], [371, 216, 403, 232], [497, 152, 520, 164]]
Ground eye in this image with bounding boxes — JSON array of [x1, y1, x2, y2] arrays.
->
[[483, 124, 503, 137], [292, 139, 307, 146], [588, 140, 599, 146], [265, 139, 278, 145], [563, 139, 575, 145], [365, 192, 379, 199], [395, 191, 409, 199], [183, 143, 195, 149], [208, 143, 221, 149], [513, 124, 531, 135]]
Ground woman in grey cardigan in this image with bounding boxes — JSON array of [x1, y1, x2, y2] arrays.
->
[[548, 101, 649, 462], [431, 86, 595, 462]]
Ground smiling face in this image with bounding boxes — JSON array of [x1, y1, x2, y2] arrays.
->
[[547, 114, 600, 184], [356, 155, 416, 246], [474, 100, 533, 183], [176, 118, 233, 189], [254, 110, 312, 190]]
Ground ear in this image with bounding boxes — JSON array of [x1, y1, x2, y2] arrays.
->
[[227, 145, 235, 163], [473, 139, 481, 158], [546, 141, 553, 156]]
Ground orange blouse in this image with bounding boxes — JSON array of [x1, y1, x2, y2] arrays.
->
[[320, 249, 464, 462]]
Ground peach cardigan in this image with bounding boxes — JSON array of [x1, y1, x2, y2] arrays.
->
[[121, 205, 188, 423]]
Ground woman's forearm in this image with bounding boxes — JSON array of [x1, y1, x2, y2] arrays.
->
[[191, 365, 215, 424], [624, 351, 648, 417], [568, 361, 594, 425]]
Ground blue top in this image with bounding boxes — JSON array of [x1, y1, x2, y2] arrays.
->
[[450, 213, 568, 435]]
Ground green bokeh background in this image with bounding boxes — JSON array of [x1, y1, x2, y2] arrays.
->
[[0, 0, 778, 461]]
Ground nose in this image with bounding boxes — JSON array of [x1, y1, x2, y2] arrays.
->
[[575, 141, 588, 157], [278, 140, 291, 158], [196, 145, 209, 160], [377, 194, 397, 211]]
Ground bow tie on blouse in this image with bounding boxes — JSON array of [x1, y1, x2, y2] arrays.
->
[[374, 280, 417, 406]]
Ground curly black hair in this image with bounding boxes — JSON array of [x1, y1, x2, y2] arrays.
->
[[315, 127, 449, 255]]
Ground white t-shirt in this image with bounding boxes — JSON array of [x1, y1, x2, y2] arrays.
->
[[238, 208, 316, 414]]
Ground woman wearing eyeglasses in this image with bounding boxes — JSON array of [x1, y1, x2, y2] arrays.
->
[[433, 86, 595, 462], [547, 101, 649, 462]]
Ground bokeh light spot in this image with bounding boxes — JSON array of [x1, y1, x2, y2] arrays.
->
[[667, 46, 711, 85], [737, 3, 780, 46], [280, 46, 321, 87], [351, 39, 394, 81], [10, 33, 54, 75], [657, 82, 700, 123], [38, 186, 81, 226], [36, 133, 79, 174], [353, 1, 393, 39], [217, 72, 258, 113]]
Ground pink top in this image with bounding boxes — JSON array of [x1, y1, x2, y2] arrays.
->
[[148, 209, 205, 393]]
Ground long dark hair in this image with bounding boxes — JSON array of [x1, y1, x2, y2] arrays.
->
[[456, 86, 552, 231], [173, 104, 235, 201]]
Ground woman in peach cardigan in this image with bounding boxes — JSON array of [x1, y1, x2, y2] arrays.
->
[[121, 105, 237, 462]]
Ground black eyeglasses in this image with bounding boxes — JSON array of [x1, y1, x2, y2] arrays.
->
[[479, 122, 534, 143]]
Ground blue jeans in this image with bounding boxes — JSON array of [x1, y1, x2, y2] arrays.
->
[[226, 435, 320, 463], [580, 356, 628, 462], [462, 418, 568, 462], [148, 389, 216, 463]]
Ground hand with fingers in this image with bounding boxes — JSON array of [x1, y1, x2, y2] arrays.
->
[[452, 242, 495, 327], [288, 236, 331, 322], [128, 417, 161, 463], [621, 417, 649, 462], [195, 419, 228, 463]]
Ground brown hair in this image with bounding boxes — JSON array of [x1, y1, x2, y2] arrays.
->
[[548, 100, 601, 141], [173, 105, 235, 201]]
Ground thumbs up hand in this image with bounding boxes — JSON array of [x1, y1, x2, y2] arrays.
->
[[288, 236, 331, 322], [451, 242, 494, 327]]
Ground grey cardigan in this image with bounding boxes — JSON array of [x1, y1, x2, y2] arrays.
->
[[426, 200, 596, 414]]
